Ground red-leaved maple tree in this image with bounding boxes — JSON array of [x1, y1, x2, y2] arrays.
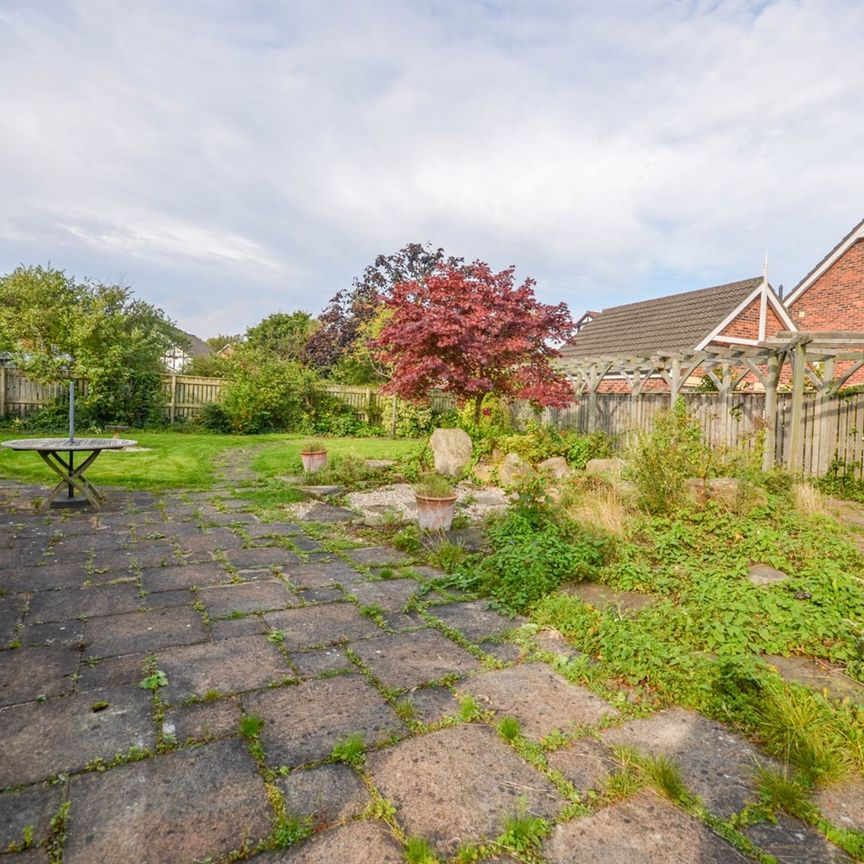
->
[[374, 261, 575, 423]]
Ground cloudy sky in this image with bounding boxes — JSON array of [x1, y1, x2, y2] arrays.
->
[[1, 0, 862, 337]]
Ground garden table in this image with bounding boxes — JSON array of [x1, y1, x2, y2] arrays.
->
[[1, 437, 137, 511]]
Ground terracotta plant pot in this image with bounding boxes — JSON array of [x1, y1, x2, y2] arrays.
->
[[415, 493, 458, 532], [300, 450, 327, 474]]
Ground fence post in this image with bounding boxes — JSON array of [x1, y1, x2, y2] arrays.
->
[[0, 365, 5, 419], [169, 374, 177, 424], [390, 394, 398, 438]]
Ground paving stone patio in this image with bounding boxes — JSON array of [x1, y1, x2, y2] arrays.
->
[[0, 473, 860, 863]]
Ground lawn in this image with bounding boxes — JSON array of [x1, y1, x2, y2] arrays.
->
[[0, 431, 419, 490]]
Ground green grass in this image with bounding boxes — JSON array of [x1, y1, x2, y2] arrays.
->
[[0, 432, 418, 491]]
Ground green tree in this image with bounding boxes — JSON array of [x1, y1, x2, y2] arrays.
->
[[0, 265, 180, 425], [244, 312, 317, 361]]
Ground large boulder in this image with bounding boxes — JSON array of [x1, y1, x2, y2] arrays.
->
[[585, 458, 627, 478], [429, 428, 473, 477], [498, 452, 532, 487], [472, 463, 495, 485], [538, 456, 571, 479]]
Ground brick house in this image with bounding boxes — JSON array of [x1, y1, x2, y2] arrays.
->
[[562, 276, 795, 392], [783, 216, 864, 387]]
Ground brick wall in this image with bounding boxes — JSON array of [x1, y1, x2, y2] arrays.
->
[[718, 297, 761, 339], [788, 239, 864, 330]]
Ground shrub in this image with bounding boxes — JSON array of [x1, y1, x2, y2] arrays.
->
[[381, 398, 452, 437], [218, 351, 326, 434], [199, 401, 232, 433], [567, 430, 613, 469], [463, 509, 608, 610], [627, 399, 709, 513]]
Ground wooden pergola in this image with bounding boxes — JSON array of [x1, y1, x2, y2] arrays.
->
[[560, 332, 864, 473]]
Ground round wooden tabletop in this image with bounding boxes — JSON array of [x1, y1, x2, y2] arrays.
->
[[1, 437, 138, 452]]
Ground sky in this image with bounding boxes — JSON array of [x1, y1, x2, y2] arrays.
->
[[1, 0, 862, 338]]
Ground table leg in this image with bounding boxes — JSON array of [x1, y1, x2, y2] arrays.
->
[[37, 450, 105, 511]]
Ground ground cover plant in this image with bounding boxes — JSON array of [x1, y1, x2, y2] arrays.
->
[[436, 408, 864, 820]]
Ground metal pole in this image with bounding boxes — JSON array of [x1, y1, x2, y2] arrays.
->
[[69, 380, 75, 442]]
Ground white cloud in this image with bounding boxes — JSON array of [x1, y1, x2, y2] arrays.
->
[[0, 0, 862, 334]]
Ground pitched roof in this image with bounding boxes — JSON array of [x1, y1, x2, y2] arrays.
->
[[785, 215, 864, 306], [178, 331, 213, 358], [561, 277, 763, 359]]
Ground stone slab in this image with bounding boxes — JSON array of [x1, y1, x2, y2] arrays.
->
[[261, 820, 404, 863], [0, 685, 155, 787], [290, 647, 353, 679], [558, 581, 656, 615], [547, 738, 616, 792], [0, 643, 80, 706], [351, 629, 481, 690], [19, 618, 86, 648], [210, 615, 269, 640], [459, 664, 618, 738], [0, 594, 24, 646], [369, 724, 564, 855], [763, 655, 864, 703], [140, 588, 193, 610], [84, 606, 208, 657], [264, 603, 380, 651], [397, 685, 461, 725], [532, 628, 583, 660], [226, 547, 300, 570], [301, 503, 357, 523], [748, 564, 791, 586], [427, 600, 523, 643], [64, 740, 272, 864], [0, 561, 92, 592], [27, 583, 142, 623], [163, 697, 242, 742], [198, 580, 296, 618], [544, 790, 749, 863], [284, 562, 366, 588], [814, 776, 864, 832], [344, 546, 411, 567], [139, 562, 232, 591], [244, 674, 402, 767], [347, 578, 420, 612], [602, 708, 773, 817], [276, 763, 368, 827], [745, 815, 853, 863], [76, 652, 148, 691], [158, 635, 294, 702], [0, 784, 62, 850]]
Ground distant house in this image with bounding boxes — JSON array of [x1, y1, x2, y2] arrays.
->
[[163, 331, 213, 373], [562, 276, 795, 391]]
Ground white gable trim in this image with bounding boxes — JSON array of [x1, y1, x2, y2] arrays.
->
[[695, 281, 796, 350], [695, 284, 763, 350], [785, 219, 864, 306]]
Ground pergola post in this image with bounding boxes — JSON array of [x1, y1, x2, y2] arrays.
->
[[787, 340, 807, 473], [762, 353, 780, 472], [816, 356, 837, 475], [669, 357, 681, 407], [586, 364, 599, 433]]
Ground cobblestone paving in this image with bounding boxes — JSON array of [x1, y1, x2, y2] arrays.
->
[[0, 467, 860, 863]]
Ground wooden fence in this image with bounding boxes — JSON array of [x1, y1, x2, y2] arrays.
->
[[511, 390, 864, 478], [4, 366, 863, 477]]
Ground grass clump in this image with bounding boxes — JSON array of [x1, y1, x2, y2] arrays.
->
[[645, 755, 689, 804], [239, 713, 265, 741], [405, 836, 439, 864], [497, 715, 521, 741], [756, 682, 853, 784], [755, 766, 815, 820], [330, 732, 366, 767], [424, 536, 469, 574], [497, 797, 549, 854], [272, 813, 313, 848], [415, 474, 456, 499]]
